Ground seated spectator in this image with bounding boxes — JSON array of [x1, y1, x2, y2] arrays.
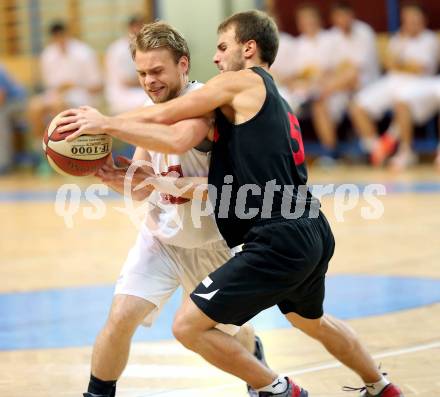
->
[[350, 1, 439, 166], [269, 13, 297, 103], [0, 65, 26, 172], [385, 76, 440, 170], [312, 1, 378, 161], [28, 21, 102, 170], [105, 15, 147, 114], [277, 4, 334, 115]]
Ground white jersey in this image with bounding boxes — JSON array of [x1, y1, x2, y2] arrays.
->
[[329, 20, 379, 87], [144, 81, 222, 248], [40, 38, 101, 106], [292, 30, 335, 77], [271, 32, 297, 80], [105, 36, 146, 114], [388, 30, 439, 76]]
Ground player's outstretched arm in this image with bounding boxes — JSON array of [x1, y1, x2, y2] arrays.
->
[[102, 117, 212, 153], [56, 106, 213, 153], [114, 71, 237, 125]]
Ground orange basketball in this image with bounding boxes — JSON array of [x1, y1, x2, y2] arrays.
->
[[42, 113, 112, 177]]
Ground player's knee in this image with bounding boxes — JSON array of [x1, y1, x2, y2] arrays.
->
[[394, 100, 409, 114], [107, 304, 141, 335], [348, 102, 362, 117], [172, 313, 197, 349]]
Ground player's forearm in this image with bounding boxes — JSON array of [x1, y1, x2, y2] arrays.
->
[[116, 81, 227, 125], [326, 66, 359, 92], [103, 117, 187, 154], [115, 101, 180, 125]]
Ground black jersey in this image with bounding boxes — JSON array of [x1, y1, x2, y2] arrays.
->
[[208, 67, 319, 248]]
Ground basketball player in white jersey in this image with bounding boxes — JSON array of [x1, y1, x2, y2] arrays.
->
[[350, 1, 439, 166], [81, 22, 264, 397]]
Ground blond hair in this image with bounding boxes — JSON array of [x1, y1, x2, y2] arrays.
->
[[130, 21, 191, 69]]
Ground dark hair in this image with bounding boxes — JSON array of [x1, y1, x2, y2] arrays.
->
[[217, 10, 279, 66], [49, 21, 66, 36], [401, 0, 426, 15], [128, 15, 145, 27], [295, 3, 322, 18], [331, 1, 354, 12]]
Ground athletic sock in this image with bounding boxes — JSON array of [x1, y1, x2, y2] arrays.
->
[[87, 374, 117, 397], [365, 376, 390, 396], [257, 376, 288, 394]]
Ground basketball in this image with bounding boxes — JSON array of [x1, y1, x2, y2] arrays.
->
[[42, 113, 112, 177]]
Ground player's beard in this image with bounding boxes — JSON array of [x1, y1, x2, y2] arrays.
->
[[224, 49, 246, 72], [149, 82, 181, 104]]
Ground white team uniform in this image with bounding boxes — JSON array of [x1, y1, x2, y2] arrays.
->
[[277, 30, 344, 118], [326, 20, 379, 121], [40, 39, 101, 107], [105, 37, 147, 114], [271, 32, 297, 82], [115, 81, 238, 334], [354, 30, 439, 122], [292, 30, 335, 77], [271, 32, 299, 110], [394, 76, 440, 124]]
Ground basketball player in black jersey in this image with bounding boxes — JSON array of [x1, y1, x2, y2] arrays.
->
[[57, 10, 404, 397]]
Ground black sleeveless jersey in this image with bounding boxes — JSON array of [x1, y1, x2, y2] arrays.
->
[[208, 67, 319, 248]]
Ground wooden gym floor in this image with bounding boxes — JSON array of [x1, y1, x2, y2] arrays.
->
[[1, 165, 439, 396]]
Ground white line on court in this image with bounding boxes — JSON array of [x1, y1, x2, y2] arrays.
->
[[126, 339, 440, 397]]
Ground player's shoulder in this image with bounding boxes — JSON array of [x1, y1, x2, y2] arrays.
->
[[279, 31, 297, 46], [353, 20, 375, 36], [207, 69, 257, 90], [183, 80, 205, 94], [106, 37, 127, 54], [419, 29, 438, 44], [69, 39, 97, 58]]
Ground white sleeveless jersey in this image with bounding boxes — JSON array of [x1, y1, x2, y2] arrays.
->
[[144, 81, 222, 248]]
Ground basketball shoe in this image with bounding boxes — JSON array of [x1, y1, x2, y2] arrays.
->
[[343, 383, 404, 396], [370, 131, 398, 166], [258, 377, 309, 397]]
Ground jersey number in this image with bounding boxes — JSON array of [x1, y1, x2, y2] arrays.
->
[[288, 112, 305, 166]]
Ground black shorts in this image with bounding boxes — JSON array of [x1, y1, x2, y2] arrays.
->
[[190, 211, 335, 326]]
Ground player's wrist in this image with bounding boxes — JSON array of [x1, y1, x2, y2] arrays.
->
[[102, 116, 120, 137]]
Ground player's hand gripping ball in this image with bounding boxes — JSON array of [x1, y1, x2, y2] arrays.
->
[[42, 112, 112, 176]]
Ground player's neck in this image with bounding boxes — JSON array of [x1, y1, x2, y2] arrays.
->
[[244, 59, 269, 71], [177, 76, 190, 97]]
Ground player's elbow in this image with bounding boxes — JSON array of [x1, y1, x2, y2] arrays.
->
[[165, 130, 195, 154], [168, 136, 192, 154]]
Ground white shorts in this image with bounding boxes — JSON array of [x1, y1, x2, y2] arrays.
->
[[327, 92, 350, 122], [395, 77, 440, 124], [115, 225, 239, 335], [354, 73, 423, 120], [278, 86, 349, 122]]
